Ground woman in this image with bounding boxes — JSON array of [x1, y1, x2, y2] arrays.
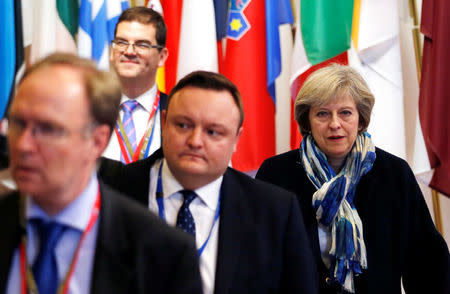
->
[[256, 64, 449, 294]]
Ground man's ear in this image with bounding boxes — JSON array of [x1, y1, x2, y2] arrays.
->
[[233, 126, 244, 152], [92, 125, 111, 158], [158, 48, 169, 67]]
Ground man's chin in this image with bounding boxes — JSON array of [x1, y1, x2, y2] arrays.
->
[[116, 65, 140, 77], [15, 181, 41, 196]]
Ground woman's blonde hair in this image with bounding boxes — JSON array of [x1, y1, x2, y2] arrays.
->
[[294, 64, 374, 135]]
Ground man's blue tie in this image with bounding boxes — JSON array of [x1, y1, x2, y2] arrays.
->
[[32, 221, 67, 294], [121, 100, 139, 163], [176, 190, 197, 237]]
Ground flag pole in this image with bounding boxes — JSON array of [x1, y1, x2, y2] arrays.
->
[[408, 0, 422, 82], [432, 190, 444, 233], [409, 0, 444, 235]]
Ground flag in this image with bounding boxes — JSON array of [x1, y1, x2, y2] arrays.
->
[[0, 0, 16, 118], [223, 0, 292, 171], [78, 0, 129, 69], [177, 0, 218, 81], [419, 0, 450, 196], [289, 0, 352, 149], [29, 0, 78, 64], [146, 0, 162, 13], [11, 0, 25, 111], [354, 0, 405, 159], [266, 0, 293, 100], [213, 0, 228, 41], [275, 23, 294, 154], [214, 0, 228, 71], [161, 1, 183, 93]]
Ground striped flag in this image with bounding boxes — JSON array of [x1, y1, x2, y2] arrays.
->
[[78, 0, 129, 69], [29, 0, 78, 64]]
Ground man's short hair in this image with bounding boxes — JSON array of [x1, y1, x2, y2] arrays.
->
[[21, 53, 122, 133], [114, 7, 167, 48], [168, 71, 245, 130]]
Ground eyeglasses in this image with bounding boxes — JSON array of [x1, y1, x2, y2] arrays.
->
[[7, 117, 95, 145], [111, 39, 163, 54]]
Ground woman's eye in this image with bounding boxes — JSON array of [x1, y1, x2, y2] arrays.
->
[[341, 110, 352, 116]]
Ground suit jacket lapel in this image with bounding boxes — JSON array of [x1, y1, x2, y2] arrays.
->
[[213, 169, 244, 294], [90, 184, 134, 294]]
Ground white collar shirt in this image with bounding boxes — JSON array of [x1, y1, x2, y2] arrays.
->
[[148, 159, 222, 294]]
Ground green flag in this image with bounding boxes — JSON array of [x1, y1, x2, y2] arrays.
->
[[57, 0, 79, 39], [301, 0, 354, 65]]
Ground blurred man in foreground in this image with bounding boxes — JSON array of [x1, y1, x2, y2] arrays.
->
[[0, 53, 202, 294]]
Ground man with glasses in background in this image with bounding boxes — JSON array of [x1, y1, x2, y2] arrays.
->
[[104, 7, 169, 164]]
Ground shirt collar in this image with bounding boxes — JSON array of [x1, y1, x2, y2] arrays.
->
[[26, 172, 99, 232], [120, 84, 157, 112], [161, 159, 222, 211]]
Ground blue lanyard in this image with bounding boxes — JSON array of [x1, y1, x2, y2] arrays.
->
[[156, 163, 221, 256]]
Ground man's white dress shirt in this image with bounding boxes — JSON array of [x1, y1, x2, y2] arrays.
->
[[148, 159, 221, 294]]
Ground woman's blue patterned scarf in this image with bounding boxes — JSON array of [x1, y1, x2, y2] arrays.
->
[[299, 132, 376, 293]]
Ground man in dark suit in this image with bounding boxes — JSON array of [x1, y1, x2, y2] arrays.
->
[[104, 7, 169, 163], [100, 71, 318, 294], [0, 53, 202, 294]]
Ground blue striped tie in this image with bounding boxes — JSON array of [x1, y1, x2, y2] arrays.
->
[[121, 100, 139, 163], [176, 190, 197, 237], [32, 220, 67, 294]]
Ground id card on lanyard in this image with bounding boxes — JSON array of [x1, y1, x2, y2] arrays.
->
[[155, 162, 220, 257], [19, 187, 101, 294]]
